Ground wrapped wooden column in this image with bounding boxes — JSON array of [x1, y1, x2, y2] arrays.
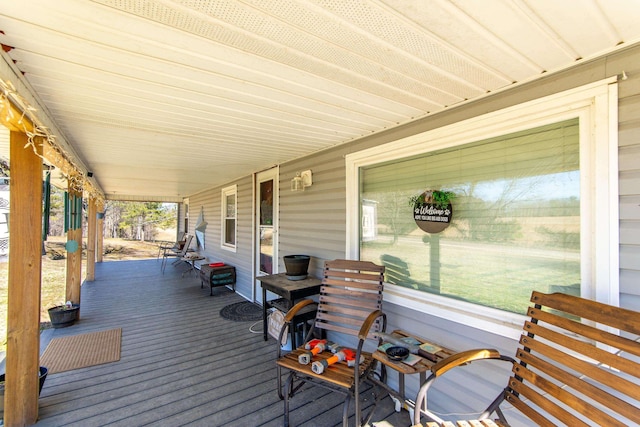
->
[[65, 176, 83, 308], [86, 197, 97, 280], [96, 201, 104, 263]]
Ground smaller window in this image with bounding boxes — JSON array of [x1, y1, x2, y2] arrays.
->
[[221, 185, 237, 252]]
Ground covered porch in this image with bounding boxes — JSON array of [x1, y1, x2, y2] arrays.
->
[[34, 258, 404, 427], [2, 2, 640, 425]]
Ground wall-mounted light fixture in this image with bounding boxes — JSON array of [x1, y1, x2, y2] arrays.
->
[[291, 170, 312, 192]]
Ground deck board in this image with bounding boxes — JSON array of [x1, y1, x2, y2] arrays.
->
[[33, 259, 412, 427]]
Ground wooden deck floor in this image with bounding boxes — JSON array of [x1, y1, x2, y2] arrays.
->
[[34, 259, 410, 427]]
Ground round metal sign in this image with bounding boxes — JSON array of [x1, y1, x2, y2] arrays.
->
[[413, 191, 453, 234]]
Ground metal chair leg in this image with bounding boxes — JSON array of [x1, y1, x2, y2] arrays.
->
[[354, 379, 361, 427], [343, 393, 352, 426], [276, 365, 285, 400], [284, 373, 294, 427]]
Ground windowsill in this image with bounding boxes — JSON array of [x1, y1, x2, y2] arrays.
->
[[384, 283, 526, 340], [221, 245, 236, 253]]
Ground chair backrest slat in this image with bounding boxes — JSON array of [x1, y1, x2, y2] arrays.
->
[[323, 277, 384, 289], [517, 337, 628, 401], [319, 291, 381, 306], [320, 322, 371, 338], [314, 259, 384, 340], [514, 359, 625, 426], [507, 394, 560, 427], [506, 291, 640, 426], [316, 312, 373, 327], [516, 347, 639, 423], [508, 379, 593, 427], [527, 307, 640, 358], [523, 321, 640, 385], [531, 292, 640, 335]]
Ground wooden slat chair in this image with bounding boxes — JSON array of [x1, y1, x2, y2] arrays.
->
[[276, 259, 386, 427], [412, 291, 640, 427]]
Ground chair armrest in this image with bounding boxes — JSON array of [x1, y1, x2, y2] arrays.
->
[[431, 348, 504, 376], [354, 310, 386, 384], [358, 309, 386, 341], [276, 299, 315, 352], [414, 349, 515, 425], [275, 299, 318, 360], [284, 299, 315, 322]]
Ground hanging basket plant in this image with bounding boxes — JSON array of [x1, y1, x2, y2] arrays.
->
[[410, 190, 455, 234]]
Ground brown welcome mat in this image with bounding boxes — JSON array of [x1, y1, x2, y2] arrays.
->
[[40, 328, 122, 374]]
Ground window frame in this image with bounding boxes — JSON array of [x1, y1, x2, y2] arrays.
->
[[221, 184, 237, 252], [346, 78, 619, 339]]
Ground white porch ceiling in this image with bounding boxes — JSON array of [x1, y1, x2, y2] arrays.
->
[[1, 0, 639, 202]]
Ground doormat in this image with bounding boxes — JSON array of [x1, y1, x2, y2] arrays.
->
[[220, 301, 262, 321], [40, 328, 122, 374]]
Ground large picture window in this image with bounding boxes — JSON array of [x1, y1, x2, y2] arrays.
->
[[221, 185, 237, 251], [346, 79, 619, 337], [360, 119, 580, 315]]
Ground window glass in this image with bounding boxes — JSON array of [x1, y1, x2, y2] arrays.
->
[[226, 194, 235, 216], [359, 119, 580, 315], [224, 218, 236, 245], [222, 186, 237, 250]]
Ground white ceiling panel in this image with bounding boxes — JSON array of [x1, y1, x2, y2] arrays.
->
[[1, 0, 639, 201]]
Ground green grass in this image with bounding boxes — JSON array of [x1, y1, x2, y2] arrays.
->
[[363, 237, 579, 315], [0, 237, 160, 353]]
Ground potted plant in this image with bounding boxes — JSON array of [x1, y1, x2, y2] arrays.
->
[[47, 301, 80, 328], [409, 190, 455, 209]]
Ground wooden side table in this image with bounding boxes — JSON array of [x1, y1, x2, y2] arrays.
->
[[181, 255, 205, 277], [371, 330, 455, 416], [199, 264, 236, 296]]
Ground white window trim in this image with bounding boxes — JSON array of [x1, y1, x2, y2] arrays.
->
[[221, 184, 237, 253], [346, 78, 619, 340]]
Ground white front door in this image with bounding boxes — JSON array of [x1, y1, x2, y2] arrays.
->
[[254, 167, 278, 304]]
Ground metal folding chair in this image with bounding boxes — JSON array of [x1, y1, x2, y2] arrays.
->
[[161, 234, 192, 273]]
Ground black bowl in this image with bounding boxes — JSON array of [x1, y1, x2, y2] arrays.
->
[[385, 346, 410, 361]]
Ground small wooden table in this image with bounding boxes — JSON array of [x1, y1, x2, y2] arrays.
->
[[371, 330, 455, 416], [199, 264, 236, 296], [257, 273, 322, 347], [180, 255, 205, 277]]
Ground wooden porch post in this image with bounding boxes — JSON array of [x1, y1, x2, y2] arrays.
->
[[66, 178, 83, 307], [4, 131, 43, 426], [96, 202, 104, 263], [86, 198, 97, 280]]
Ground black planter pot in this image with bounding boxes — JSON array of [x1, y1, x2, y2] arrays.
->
[[283, 255, 310, 281], [48, 304, 80, 328], [0, 367, 48, 419]]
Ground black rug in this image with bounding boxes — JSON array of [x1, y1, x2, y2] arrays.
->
[[220, 301, 262, 322]]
